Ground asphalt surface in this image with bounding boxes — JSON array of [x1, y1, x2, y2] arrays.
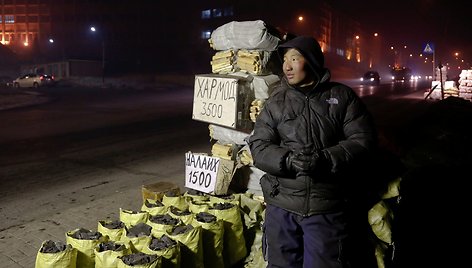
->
[[0, 87, 50, 111]]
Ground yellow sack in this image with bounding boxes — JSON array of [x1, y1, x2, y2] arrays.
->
[[141, 199, 168, 216], [209, 202, 247, 267], [94, 241, 131, 268], [66, 228, 107, 268], [162, 193, 188, 211], [209, 193, 239, 206], [183, 189, 210, 203], [188, 200, 211, 214], [98, 220, 125, 242], [193, 212, 225, 268], [368, 200, 394, 245], [237, 192, 265, 229], [168, 224, 204, 268], [35, 240, 77, 268], [168, 206, 194, 225], [121, 223, 153, 253], [147, 214, 181, 239], [243, 225, 267, 268], [143, 235, 181, 268], [119, 208, 149, 229], [238, 193, 267, 268], [117, 252, 161, 268]]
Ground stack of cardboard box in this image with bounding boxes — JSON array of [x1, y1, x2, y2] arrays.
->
[[187, 20, 282, 197]]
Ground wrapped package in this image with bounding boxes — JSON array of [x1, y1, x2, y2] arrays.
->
[[210, 20, 280, 51]]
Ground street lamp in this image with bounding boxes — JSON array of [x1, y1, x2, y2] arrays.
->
[[90, 25, 105, 84]]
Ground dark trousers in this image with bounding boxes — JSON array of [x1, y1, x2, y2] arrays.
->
[[263, 204, 350, 268]]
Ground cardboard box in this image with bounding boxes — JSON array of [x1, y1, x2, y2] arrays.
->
[[192, 73, 254, 131], [141, 181, 181, 203], [185, 151, 236, 195]]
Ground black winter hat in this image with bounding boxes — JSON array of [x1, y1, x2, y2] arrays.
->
[[278, 36, 325, 75]]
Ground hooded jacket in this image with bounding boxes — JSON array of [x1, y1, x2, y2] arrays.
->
[[248, 36, 377, 216]]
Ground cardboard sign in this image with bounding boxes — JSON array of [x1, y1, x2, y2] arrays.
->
[[185, 152, 219, 193], [193, 75, 239, 128], [185, 152, 234, 194]]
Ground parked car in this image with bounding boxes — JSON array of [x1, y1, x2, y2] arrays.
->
[[0, 75, 13, 88], [360, 71, 380, 85], [12, 73, 55, 88]]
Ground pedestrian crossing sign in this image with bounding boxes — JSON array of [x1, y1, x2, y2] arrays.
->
[[423, 43, 434, 54]]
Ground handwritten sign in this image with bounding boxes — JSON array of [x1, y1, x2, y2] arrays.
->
[[185, 152, 219, 193], [193, 75, 239, 128]]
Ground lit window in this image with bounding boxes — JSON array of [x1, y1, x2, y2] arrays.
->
[[201, 30, 211, 39], [5, 15, 14, 24], [201, 9, 211, 19], [212, 9, 222, 18]]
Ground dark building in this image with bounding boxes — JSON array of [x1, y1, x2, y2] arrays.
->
[[194, 0, 373, 78], [2, 0, 383, 78]]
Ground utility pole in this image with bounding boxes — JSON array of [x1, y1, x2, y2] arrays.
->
[[102, 39, 105, 84]]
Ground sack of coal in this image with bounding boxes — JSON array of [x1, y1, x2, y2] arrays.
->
[[35, 240, 77, 268]]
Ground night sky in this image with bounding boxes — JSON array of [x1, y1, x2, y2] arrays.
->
[[333, 0, 472, 62]]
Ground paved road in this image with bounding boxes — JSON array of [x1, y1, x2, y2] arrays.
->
[[0, 81, 211, 267], [0, 79, 451, 267]]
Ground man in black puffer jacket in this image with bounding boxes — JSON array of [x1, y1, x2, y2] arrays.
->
[[248, 36, 377, 268]]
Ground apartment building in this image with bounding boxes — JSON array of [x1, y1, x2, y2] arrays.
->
[[0, 0, 51, 54]]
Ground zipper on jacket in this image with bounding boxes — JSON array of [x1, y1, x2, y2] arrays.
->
[[304, 95, 311, 215]]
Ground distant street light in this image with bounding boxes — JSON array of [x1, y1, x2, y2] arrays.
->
[[90, 26, 105, 84]]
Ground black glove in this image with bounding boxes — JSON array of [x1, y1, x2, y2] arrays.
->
[[290, 151, 329, 174], [285, 151, 297, 173]]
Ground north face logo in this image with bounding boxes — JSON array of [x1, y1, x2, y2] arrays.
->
[[326, 98, 339, 104]]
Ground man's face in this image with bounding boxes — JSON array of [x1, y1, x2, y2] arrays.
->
[[282, 48, 314, 87]]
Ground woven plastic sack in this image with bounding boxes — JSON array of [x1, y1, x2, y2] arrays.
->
[[94, 241, 131, 268], [147, 213, 181, 239], [121, 223, 153, 253], [117, 252, 160, 268], [141, 199, 168, 216], [209, 202, 247, 267], [162, 193, 188, 211], [238, 193, 267, 268], [368, 200, 393, 245], [143, 235, 181, 268], [35, 240, 77, 268], [168, 206, 194, 225], [97, 220, 125, 242], [168, 225, 204, 268], [209, 193, 239, 206], [65, 228, 107, 268], [193, 212, 225, 268], [188, 199, 211, 214], [183, 189, 210, 203], [119, 208, 149, 229], [210, 20, 280, 51]]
